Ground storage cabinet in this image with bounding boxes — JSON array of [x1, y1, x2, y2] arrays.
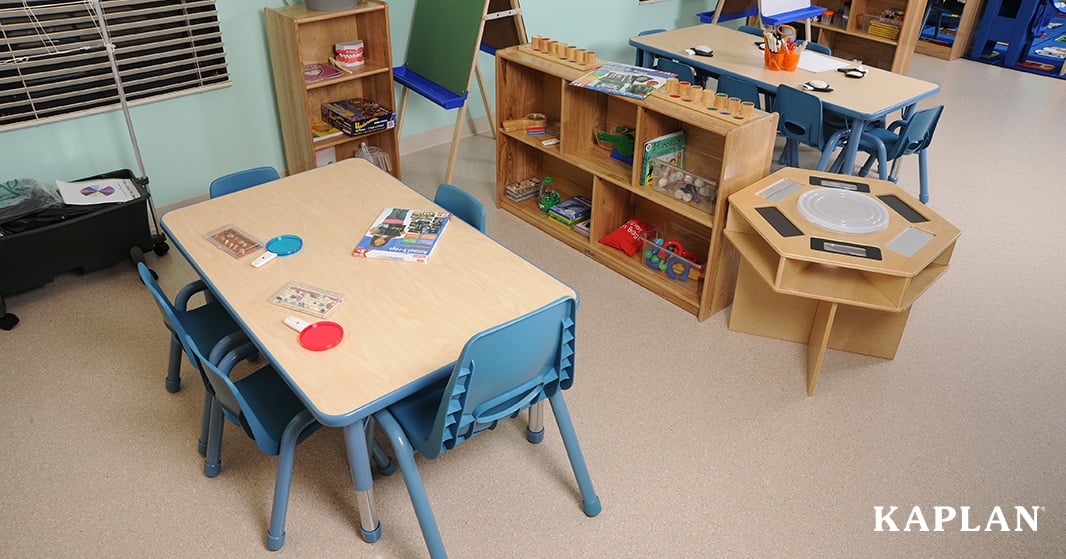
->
[[265, 2, 400, 177], [811, 0, 927, 73], [495, 47, 779, 321]]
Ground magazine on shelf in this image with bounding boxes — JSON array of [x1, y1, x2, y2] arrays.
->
[[640, 130, 686, 186], [352, 208, 451, 263], [569, 62, 675, 99]]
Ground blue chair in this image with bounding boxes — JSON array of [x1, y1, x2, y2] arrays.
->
[[654, 57, 698, 84], [853, 105, 944, 203], [136, 262, 244, 457], [773, 84, 850, 169], [715, 74, 763, 110], [184, 335, 319, 551], [801, 40, 832, 55], [634, 28, 667, 66], [738, 25, 765, 36], [373, 296, 601, 558], [433, 183, 486, 233], [209, 166, 280, 198]]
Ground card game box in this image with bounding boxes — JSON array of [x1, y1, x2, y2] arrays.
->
[[321, 97, 396, 137]]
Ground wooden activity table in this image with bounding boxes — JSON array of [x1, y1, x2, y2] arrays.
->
[[723, 167, 960, 395]]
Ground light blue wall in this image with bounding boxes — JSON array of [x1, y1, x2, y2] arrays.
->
[[0, 0, 714, 207]]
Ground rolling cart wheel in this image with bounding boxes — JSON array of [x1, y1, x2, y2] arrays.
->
[[0, 313, 19, 331], [153, 241, 170, 256]]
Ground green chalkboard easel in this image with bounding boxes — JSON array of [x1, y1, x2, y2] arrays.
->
[[405, 0, 489, 96]]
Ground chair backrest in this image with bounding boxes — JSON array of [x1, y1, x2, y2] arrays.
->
[[434, 183, 486, 233], [655, 58, 697, 84], [415, 296, 577, 460], [890, 105, 944, 159], [634, 28, 667, 65], [738, 25, 764, 36], [209, 166, 280, 198], [715, 74, 762, 109], [775, 84, 825, 149], [802, 40, 832, 55]]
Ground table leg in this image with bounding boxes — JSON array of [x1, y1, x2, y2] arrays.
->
[[344, 420, 381, 543], [840, 120, 867, 174], [805, 300, 838, 396]]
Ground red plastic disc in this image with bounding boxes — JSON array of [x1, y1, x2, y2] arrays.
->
[[298, 321, 343, 351]]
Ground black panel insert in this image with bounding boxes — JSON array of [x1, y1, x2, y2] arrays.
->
[[755, 206, 804, 237]]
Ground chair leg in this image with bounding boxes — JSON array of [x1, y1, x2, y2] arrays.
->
[[266, 410, 317, 551], [526, 400, 545, 443], [363, 417, 396, 475], [166, 335, 182, 393], [917, 150, 930, 203], [547, 392, 602, 517], [374, 411, 448, 559], [198, 392, 213, 456], [204, 397, 225, 477]]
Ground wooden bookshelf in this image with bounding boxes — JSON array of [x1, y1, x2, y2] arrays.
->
[[495, 46, 779, 321], [265, 2, 400, 177]]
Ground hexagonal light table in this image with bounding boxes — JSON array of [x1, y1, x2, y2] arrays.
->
[[724, 168, 961, 395]]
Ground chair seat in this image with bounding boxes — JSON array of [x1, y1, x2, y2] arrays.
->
[[387, 374, 451, 455], [857, 126, 902, 151], [234, 366, 320, 456]]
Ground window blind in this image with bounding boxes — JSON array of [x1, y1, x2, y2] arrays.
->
[[0, 0, 230, 130]]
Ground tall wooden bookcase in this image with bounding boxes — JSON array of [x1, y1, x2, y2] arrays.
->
[[495, 47, 779, 321], [811, 0, 926, 73], [264, 2, 400, 177]]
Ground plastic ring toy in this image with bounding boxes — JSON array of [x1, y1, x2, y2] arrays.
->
[[666, 255, 691, 281], [659, 239, 683, 260]]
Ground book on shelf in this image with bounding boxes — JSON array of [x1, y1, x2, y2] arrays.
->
[[352, 208, 451, 263], [548, 195, 592, 225], [310, 119, 344, 142], [303, 62, 344, 84], [640, 130, 686, 186], [568, 62, 674, 99]]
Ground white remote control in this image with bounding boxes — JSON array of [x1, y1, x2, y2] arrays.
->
[[250, 251, 278, 268], [283, 315, 311, 332]]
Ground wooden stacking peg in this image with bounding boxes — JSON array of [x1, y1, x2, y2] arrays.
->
[[689, 85, 703, 103], [702, 89, 716, 108], [566, 46, 577, 61]]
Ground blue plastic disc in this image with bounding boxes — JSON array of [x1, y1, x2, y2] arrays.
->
[[266, 234, 302, 256]]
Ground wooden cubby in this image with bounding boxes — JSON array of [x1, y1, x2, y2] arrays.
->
[[265, 1, 400, 177], [495, 46, 779, 321], [811, 0, 927, 73]]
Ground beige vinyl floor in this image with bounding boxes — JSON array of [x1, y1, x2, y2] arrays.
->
[[1, 52, 1064, 558]]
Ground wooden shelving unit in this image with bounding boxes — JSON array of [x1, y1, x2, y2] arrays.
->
[[811, 0, 926, 73], [914, 0, 984, 61], [494, 47, 779, 321], [264, 2, 400, 177]]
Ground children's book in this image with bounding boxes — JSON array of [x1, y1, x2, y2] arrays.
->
[[303, 62, 343, 84], [310, 118, 344, 142], [569, 62, 674, 99], [352, 208, 451, 263], [640, 130, 686, 186]]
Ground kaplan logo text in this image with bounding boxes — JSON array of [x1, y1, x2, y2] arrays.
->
[[874, 506, 1040, 532]]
